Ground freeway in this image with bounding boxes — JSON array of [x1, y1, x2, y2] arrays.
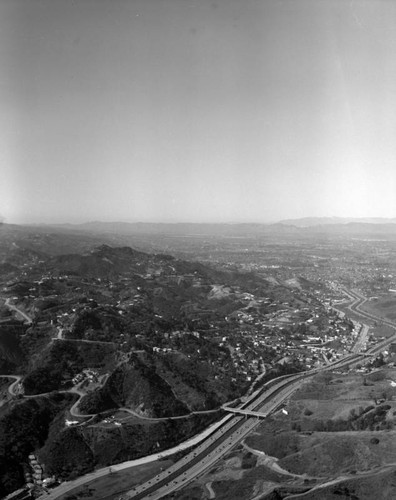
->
[[34, 289, 396, 500], [41, 414, 236, 500], [345, 288, 396, 331], [126, 378, 305, 500], [42, 374, 310, 500], [353, 324, 370, 353], [123, 291, 396, 499], [344, 288, 396, 351], [42, 352, 377, 500]]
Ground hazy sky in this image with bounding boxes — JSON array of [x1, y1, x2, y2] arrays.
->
[[1, 0, 396, 224]]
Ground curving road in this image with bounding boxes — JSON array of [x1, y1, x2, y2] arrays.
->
[[3, 298, 32, 325], [0, 375, 22, 396]]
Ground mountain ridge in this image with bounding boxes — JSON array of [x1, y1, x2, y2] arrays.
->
[[278, 216, 396, 227]]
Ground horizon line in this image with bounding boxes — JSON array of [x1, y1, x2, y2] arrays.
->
[[4, 215, 396, 227]]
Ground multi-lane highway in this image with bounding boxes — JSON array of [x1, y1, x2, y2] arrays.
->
[[35, 288, 396, 500], [126, 354, 387, 500], [33, 349, 377, 500], [344, 288, 396, 353], [123, 289, 396, 499], [125, 377, 306, 499]]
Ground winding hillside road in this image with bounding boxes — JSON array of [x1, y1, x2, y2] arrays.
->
[[0, 375, 22, 395], [3, 298, 32, 325]]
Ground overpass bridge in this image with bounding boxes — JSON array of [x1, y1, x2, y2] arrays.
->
[[222, 406, 268, 419]]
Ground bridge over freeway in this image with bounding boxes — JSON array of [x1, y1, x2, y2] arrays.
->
[[222, 406, 268, 418]]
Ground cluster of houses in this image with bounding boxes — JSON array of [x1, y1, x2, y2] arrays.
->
[[25, 455, 42, 489], [72, 368, 99, 385], [10, 454, 57, 497], [2, 454, 60, 499]]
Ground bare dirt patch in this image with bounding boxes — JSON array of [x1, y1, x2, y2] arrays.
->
[[170, 447, 292, 500]]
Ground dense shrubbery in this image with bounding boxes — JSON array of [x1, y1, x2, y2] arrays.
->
[[80, 356, 189, 417], [241, 452, 257, 469], [39, 427, 94, 479], [23, 341, 116, 395], [80, 354, 227, 415], [311, 404, 393, 432], [0, 326, 25, 370], [78, 386, 115, 414], [36, 410, 222, 479], [0, 242, 320, 489], [0, 394, 75, 495], [82, 411, 223, 467], [23, 366, 64, 394], [0, 457, 23, 498], [69, 306, 126, 342], [23, 341, 83, 394]]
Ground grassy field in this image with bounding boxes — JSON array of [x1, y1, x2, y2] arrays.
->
[[369, 324, 395, 339], [361, 294, 396, 322], [292, 370, 396, 402], [278, 431, 396, 476], [289, 467, 396, 500]]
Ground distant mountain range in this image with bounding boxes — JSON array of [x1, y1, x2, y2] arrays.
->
[[56, 217, 396, 232], [49, 218, 396, 238], [50, 220, 300, 236], [278, 217, 396, 227], [3, 218, 396, 260]]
